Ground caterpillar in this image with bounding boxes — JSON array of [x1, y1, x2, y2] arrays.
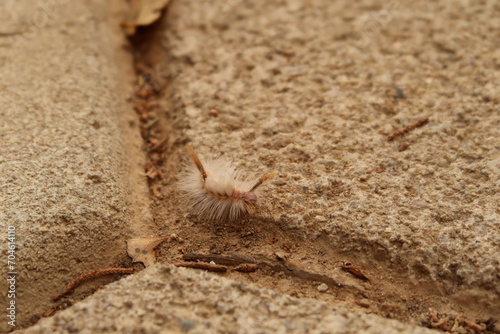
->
[[178, 145, 275, 221]]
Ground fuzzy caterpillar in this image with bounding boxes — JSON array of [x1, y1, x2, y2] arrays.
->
[[178, 145, 275, 221]]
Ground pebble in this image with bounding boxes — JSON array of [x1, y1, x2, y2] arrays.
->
[[411, 199, 429, 209], [315, 215, 327, 222], [356, 298, 370, 308], [179, 317, 195, 331], [317, 283, 329, 292], [274, 251, 288, 261]]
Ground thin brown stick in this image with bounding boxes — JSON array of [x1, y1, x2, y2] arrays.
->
[[451, 315, 464, 332], [182, 253, 255, 266], [234, 263, 258, 273], [175, 261, 228, 272], [341, 265, 369, 281], [431, 318, 449, 329], [388, 115, 430, 141], [149, 135, 169, 152], [464, 321, 483, 333], [182, 254, 258, 272], [428, 312, 439, 323], [52, 268, 134, 301], [229, 252, 257, 264]]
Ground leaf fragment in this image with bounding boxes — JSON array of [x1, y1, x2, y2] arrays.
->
[[127, 237, 168, 266], [122, 0, 171, 35]]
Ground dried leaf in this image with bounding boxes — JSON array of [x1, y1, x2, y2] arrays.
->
[[122, 0, 171, 35], [127, 237, 168, 266]]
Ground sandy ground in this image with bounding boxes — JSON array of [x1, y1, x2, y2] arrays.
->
[[1, 0, 499, 333]]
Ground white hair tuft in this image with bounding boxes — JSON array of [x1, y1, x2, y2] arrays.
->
[[178, 145, 274, 221]]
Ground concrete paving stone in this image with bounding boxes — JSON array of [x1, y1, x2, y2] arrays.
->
[[0, 0, 152, 331], [23, 264, 437, 334], [157, 0, 499, 320]]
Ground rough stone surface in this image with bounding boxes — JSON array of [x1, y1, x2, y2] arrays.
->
[[157, 0, 499, 318], [0, 1, 152, 331], [23, 264, 436, 334]]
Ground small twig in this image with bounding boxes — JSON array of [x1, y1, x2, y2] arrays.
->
[[52, 268, 134, 301], [149, 135, 169, 152], [341, 264, 369, 281], [234, 263, 258, 273], [145, 118, 160, 129], [182, 253, 255, 266], [181, 254, 257, 273], [398, 143, 410, 151], [229, 252, 257, 264], [388, 115, 430, 141], [464, 320, 483, 333], [451, 314, 464, 332], [428, 312, 439, 323], [431, 318, 449, 329], [174, 261, 228, 272], [145, 166, 161, 180], [150, 184, 162, 198]]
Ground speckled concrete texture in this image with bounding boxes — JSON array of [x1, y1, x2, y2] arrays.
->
[[23, 264, 436, 334], [0, 1, 152, 331], [158, 0, 499, 317]]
